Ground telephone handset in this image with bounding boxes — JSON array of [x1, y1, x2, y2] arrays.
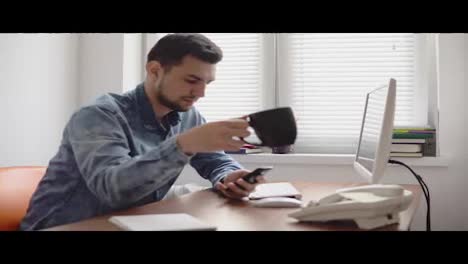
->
[[288, 184, 414, 230]]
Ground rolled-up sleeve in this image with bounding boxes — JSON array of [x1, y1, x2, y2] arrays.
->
[[68, 106, 190, 208], [189, 151, 243, 187]]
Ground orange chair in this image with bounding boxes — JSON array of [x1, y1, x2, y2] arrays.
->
[[0, 166, 46, 231]]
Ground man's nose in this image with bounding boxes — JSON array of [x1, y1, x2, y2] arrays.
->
[[192, 84, 206, 98]]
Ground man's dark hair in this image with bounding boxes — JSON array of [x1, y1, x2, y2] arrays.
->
[[147, 33, 223, 71]]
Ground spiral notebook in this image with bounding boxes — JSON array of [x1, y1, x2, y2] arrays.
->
[[109, 213, 217, 231]]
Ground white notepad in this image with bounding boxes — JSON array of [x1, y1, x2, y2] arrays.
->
[[109, 213, 217, 231], [248, 182, 302, 200]]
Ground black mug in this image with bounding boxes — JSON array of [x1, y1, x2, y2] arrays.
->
[[242, 107, 297, 148]]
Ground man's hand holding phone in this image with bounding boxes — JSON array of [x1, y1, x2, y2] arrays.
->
[[215, 167, 272, 200]]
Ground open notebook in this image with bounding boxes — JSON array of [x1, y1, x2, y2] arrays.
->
[[109, 213, 217, 231], [248, 182, 302, 200]]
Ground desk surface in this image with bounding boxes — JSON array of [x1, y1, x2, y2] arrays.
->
[[44, 182, 421, 231]]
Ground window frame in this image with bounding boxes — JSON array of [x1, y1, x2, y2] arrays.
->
[[143, 33, 436, 154], [276, 33, 431, 126]]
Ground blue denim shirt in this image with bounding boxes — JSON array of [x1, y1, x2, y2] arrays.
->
[[19, 83, 243, 230]]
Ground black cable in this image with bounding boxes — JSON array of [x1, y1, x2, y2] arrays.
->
[[388, 159, 430, 231], [388, 159, 431, 231], [390, 162, 431, 232]]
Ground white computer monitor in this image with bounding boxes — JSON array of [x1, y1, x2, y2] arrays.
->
[[354, 78, 396, 184]]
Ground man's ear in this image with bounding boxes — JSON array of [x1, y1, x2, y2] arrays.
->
[[146, 61, 162, 80]]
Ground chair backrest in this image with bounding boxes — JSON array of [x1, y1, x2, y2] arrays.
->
[[0, 166, 46, 231]]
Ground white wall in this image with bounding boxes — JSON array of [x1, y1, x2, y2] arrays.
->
[[175, 34, 468, 231], [436, 34, 467, 230], [78, 34, 125, 106], [0, 33, 144, 165], [123, 34, 143, 92], [0, 34, 79, 166], [463, 34, 468, 224], [79, 33, 143, 106], [465, 34, 468, 159]]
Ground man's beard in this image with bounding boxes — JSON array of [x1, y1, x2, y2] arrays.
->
[[156, 84, 193, 112]]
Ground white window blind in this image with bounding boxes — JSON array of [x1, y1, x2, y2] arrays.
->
[[278, 33, 417, 154], [194, 33, 265, 122]]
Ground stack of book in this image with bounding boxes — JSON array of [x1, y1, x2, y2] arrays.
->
[[225, 144, 263, 155], [391, 127, 436, 158]]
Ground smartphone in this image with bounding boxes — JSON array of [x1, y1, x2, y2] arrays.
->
[[242, 166, 273, 184]]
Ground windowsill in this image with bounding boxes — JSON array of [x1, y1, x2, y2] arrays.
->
[[229, 153, 450, 167]]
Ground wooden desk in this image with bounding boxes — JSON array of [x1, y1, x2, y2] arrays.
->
[[43, 182, 421, 231]]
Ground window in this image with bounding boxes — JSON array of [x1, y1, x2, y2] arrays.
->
[[146, 33, 430, 154], [278, 33, 424, 153], [195, 33, 269, 122]]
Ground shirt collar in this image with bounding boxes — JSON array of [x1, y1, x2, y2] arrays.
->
[[165, 110, 182, 127], [136, 83, 181, 129]]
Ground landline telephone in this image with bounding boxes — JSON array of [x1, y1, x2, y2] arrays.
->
[[288, 184, 414, 230]]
